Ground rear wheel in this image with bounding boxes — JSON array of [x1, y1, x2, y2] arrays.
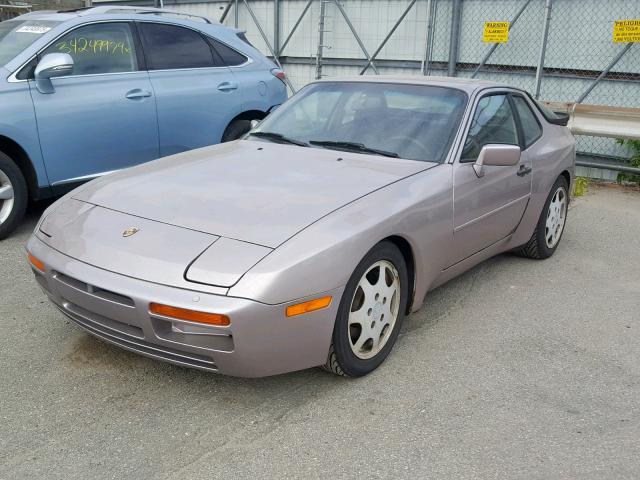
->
[[0, 152, 27, 240], [517, 175, 569, 259], [221, 119, 252, 142], [323, 242, 409, 377]]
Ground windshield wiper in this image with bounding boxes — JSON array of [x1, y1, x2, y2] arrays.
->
[[308, 140, 399, 158], [249, 131, 308, 147]]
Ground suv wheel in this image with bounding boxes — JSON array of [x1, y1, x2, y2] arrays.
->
[[0, 152, 28, 240], [221, 119, 253, 142]]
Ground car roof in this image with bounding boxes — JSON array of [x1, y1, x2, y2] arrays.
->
[[3, 7, 251, 74], [312, 75, 510, 94], [12, 6, 218, 25]]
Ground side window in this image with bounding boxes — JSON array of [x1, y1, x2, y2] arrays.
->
[[512, 95, 542, 148], [208, 38, 248, 66], [41, 23, 138, 76], [461, 94, 518, 161], [139, 23, 214, 70], [16, 57, 37, 80]]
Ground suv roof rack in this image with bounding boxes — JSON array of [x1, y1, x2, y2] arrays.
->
[[130, 10, 212, 24], [57, 6, 214, 24], [57, 6, 92, 13]]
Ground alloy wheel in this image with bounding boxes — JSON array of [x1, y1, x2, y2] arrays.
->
[[0, 168, 15, 225], [545, 186, 567, 248], [348, 260, 401, 360]]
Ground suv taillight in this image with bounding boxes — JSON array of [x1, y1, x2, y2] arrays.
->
[[271, 68, 286, 84]]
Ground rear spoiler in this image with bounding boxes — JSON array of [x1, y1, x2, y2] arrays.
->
[[547, 112, 570, 126]]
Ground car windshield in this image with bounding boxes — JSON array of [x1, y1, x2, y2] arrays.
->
[[251, 82, 468, 163], [0, 20, 61, 66]]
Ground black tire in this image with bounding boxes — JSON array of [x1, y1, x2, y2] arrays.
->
[[0, 152, 28, 241], [323, 241, 409, 377], [221, 119, 252, 142], [516, 175, 569, 259]]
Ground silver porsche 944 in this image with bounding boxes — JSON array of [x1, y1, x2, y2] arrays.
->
[[27, 77, 575, 378]]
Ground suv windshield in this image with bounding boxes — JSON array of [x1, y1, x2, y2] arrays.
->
[[251, 82, 468, 163], [0, 20, 61, 66]]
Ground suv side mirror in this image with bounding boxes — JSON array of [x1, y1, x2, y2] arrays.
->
[[35, 53, 74, 94], [473, 144, 521, 178]]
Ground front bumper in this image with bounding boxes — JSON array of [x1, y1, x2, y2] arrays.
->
[[27, 235, 343, 377]]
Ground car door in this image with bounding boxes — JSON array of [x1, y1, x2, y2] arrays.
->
[[137, 22, 242, 157], [449, 92, 533, 265], [29, 21, 159, 186]]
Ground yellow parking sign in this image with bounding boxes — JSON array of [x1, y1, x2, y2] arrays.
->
[[483, 21, 509, 43], [613, 20, 640, 43]]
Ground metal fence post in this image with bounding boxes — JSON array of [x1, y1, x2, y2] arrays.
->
[[448, 0, 462, 77], [274, 0, 281, 59], [316, 0, 327, 79], [422, 0, 436, 75], [234, 0, 239, 28], [534, 0, 553, 99]]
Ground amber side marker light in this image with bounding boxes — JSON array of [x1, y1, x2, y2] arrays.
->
[[27, 253, 45, 272], [149, 303, 231, 326], [286, 296, 332, 317]]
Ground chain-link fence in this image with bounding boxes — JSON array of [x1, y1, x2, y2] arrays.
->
[[157, 0, 640, 165]]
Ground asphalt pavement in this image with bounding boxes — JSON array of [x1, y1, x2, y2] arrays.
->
[[1, 184, 639, 479]]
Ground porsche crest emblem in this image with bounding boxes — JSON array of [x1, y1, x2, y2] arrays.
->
[[122, 227, 140, 238]]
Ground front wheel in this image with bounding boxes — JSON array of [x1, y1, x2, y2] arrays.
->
[[323, 241, 409, 377], [0, 152, 28, 240], [517, 175, 569, 259]]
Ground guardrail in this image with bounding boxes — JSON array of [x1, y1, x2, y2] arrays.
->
[[543, 102, 640, 142], [575, 159, 640, 175], [543, 102, 640, 176]]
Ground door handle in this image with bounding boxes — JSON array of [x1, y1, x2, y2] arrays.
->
[[125, 89, 152, 100], [217, 82, 238, 92], [517, 165, 532, 177]]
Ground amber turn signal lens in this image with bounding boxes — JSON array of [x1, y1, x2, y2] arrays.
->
[[286, 296, 332, 317], [27, 253, 45, 272], [149, 303, 230, 326]]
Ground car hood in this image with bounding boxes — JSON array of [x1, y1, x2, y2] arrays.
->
[[73, 140, 435, 248], [37, 198, 274, 290]]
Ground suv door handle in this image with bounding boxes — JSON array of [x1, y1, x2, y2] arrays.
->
[[125, 89, 152, 100], [517, 165, 532, 177], [217, 82, 238, 92]]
